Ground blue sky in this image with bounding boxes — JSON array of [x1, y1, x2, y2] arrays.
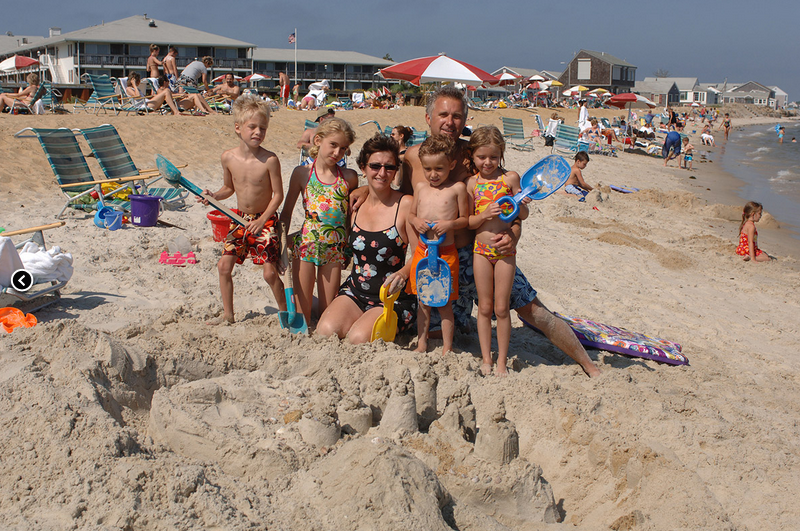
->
[[7, 0, 798, 100]]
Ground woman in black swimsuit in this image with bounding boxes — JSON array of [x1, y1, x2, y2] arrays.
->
[[316, 134, 416, 344]]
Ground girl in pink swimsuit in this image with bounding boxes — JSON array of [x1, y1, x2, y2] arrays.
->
[[466, 126, 530, 376], [281, 118, 359, 323]]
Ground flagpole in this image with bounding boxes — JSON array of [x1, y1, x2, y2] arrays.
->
[[294, 27, 298, 87]]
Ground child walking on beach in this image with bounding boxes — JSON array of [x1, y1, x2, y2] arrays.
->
[[406, 135, 469, 354], [735, 201, 772, 262], [203, 95, 286, 324], [281, 118, 358, 324], [466, 126, 530, 376], [681, 137, 695, 170], [563, 152, 593, 201]]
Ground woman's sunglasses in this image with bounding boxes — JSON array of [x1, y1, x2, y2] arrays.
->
[[367, 163, 398, 172]]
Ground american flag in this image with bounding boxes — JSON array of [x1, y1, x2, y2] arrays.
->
[[288, 33, 295, 44]]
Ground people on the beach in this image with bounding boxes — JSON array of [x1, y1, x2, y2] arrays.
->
[[735, 201, 772, 262], [147, 44, 162, 79], [395, 86, 601, 377], [777, 126, 785, 144], [213, 73, 241, 101], [296, 107, 335, 155], [162, 47, 179, 92], [406, 135, 469, 355], [663, 130, 682, 167], [563, 152, 593, 201], [280, 118, 358, 324], [179, 56, 213, 91], [390, 125, 413, 188], [0, 73, 40, 113], [466, 126, 529, 376], [578, 99, 590, 132], [681, 137, 695, 170], [701, 124, 716, 146], [125, 72, 182, 115], [316, 134, 416, 343], [719, 113, 731, 140], [201, 95, 286, 324], [279, 72, 290, 106]]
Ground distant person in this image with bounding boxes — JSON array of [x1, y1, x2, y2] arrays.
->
[[200, 95, 286, 324], [681, 136, 695, 170], [179, 56, 214, 91], [297, 107, 335, 154], [214, 73, 241, 101], [562, 152, 593, 201], [146, 44, 162, 79], [162, 46, 179, 92], [701, 124, 716, 146], [390, 125, 413, 188], [279, 72, 290, 106], [792, 137, 797, 143], [735, 201, 772, 262], [406, 135, 468, 355], [663, 130, 682, 167], [578, 99, 590, 132], [0, 73, 39, 113], [718, 112, 731, 140], [777, 126, 785, 144]]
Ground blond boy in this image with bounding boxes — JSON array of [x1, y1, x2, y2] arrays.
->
[[202, 95, 286, 324], [407, 135, 469, 354]]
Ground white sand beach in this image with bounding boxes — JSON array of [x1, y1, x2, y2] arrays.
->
[[1, 106, 799, 530]]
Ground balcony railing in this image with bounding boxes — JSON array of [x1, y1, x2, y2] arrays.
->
[[261, 70, 382, 82], [78, 55, 251, 69]]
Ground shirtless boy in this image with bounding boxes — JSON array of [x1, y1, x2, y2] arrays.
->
[[406, 135, 469, 354], [146, 44, 162, 79], [201, 95, 286, 324], [562, 152, 593, 201], [162, 46, 179, 92]]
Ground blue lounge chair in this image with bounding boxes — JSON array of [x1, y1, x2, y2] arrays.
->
[[75, 73, 123, 115], [501, 117, 534, 151], [552, 123, 581, 154]]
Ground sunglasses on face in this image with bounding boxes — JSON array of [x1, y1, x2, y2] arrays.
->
[[367, 163, 398, 172]]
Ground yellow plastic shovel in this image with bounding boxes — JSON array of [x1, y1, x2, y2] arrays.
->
[[371, 285, 400, 342]]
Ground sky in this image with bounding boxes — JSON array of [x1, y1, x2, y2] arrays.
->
[[6, 0, 798, 101]]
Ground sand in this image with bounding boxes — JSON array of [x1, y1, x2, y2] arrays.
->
[[1, 104, 799, 530]]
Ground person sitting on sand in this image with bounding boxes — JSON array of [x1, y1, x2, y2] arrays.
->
[[350, 86, 601, 377], [200, 95, 286, 324], [561, 152, 593, 201], [701, 124, 716, 146], [0, 73, 40, 113], [316, 134, 416, 343], [735, 201, 772, 262], [125, 72, 182, 115]]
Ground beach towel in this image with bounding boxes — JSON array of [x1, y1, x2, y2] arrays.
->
[[522, 313, 688, 366], [17, 242, 73, 283]]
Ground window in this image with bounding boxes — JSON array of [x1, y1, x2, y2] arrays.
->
[[85, 43, 110, 55], [612, 66, 621, 81], [577, 59, 591, 80], [177, 47, 197, 59], [129, 45, 149, 56]]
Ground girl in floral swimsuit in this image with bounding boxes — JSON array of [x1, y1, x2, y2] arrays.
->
[[281, 118, 358, 323], [316, 134, 416, 344], [735, 201, 771, 262], [466, 126, 530, 376]]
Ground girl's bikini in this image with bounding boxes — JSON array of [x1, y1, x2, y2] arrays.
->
[[472, 174, 516, 264]]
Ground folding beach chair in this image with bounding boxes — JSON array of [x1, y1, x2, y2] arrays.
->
[[75, 73, 123, 115], [39, 82, 67, 114], [501, 117, 534, 151], [406, 130, 428, 147], [9, 83, 46, 115], [14, 127, 143, 218], [115, 77, 152, 115], [533, 114, 546, 137], [0, 222, 70, 313], [78, 124, 187, 209], [552, 123, 581, 154]]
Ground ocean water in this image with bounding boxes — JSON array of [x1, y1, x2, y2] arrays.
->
[[718, 121, 800, 234]]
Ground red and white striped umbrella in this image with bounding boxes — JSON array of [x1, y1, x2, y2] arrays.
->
[[0, 55, 39, 72], [242, 73, 268, 82], [379, 55, 498, 87]]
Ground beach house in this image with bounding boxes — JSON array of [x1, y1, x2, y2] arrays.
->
[[634, 79, 680, 106], [721, 81, 775, 107], [557, 50, 636, 94], [643, 77, 705, 105], [0, 15, 255, 85]]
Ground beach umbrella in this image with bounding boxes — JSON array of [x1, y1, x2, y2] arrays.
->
[[0, 55, 39, 72], [549, 80, 563, 87], [538, 90, 549, 95], [379, 54, 498, 87], [588, 88, 609, 95], [497, 72, 521, 86], [568, 85, 589, 93], [607, 93, 656, 109], [691, 102, 700, 107], [529, 75, 546, 82], [241, 73, 267, 82]]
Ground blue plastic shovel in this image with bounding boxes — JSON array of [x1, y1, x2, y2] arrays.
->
[[416, 224, 451, 308], [496, 154, 571, 222]]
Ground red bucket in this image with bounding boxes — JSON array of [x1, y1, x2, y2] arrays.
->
[[207, 210, 230, 242]]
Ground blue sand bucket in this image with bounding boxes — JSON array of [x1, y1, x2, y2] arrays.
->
[[94, 206, 115, 228], [129, 195, 162, 227], [104, 211, 124, 231]]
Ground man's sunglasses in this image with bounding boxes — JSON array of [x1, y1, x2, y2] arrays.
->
[[367, 163, 398, 172]]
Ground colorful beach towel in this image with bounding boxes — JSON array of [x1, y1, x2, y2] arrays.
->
[[522, 313, 688, 366]]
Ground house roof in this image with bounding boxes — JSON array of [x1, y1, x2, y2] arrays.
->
[[1, 15, 254, 56], [634, 79, 678, 95], [491, 66, 542, 78], [770, 86, 787, 96], [643, 77, 698, 91], [580, 49, 635, 68], [731, 81, 771, 93], [0, 34, 45, 55], [539, 70, 562, 80], [252, 48, 392, 66]]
